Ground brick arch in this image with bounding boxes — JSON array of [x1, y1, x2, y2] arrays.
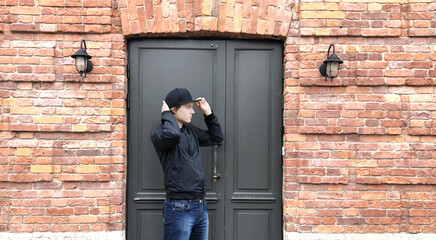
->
[[119, 0, 294, 38]]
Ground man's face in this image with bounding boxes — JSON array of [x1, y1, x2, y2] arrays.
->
[[173, 103, 195, 126]]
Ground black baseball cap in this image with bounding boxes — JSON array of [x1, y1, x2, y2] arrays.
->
[[165, 88, 200, 108]]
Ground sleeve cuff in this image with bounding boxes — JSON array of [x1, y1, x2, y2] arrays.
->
[[161, 111, 175, 122], [204, 111, 216, 120]]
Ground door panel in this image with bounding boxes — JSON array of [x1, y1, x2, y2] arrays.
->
[[236, 210, 271, 240], [138, 210, 163, 239], [225, 41, 283, 240], [135, 44, 225, 199], [127, 39, 282, 240], [235, 51, 271, 190], [128, 39, 225, 240]]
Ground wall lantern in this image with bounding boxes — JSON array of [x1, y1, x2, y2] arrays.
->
[[319, 44, 343, 81], [71, 40, 93, 77]]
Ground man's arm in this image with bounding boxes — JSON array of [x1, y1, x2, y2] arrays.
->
[[150, 101, 181, 150], [193, 98, 223, 146]]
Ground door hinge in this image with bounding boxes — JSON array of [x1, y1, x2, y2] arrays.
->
[[282, 146, 285, 156], [126, 64, 130, 110], [127, 92, 130, 109]]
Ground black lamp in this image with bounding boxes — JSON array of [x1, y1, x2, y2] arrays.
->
[[71, 40, 93, 77], [319, 44, 343, 81]]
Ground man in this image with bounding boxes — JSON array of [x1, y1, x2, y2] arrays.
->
[[150, 88, 223, 240]]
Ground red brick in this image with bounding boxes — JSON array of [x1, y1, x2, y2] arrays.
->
[[337, 217, 365, 225], [388, 169, 415, 176], [316, 111, 341, 118], [338, 119, 364, 127], [7, 224, 34, 232], [409, 217, 432, 225], [357, 111, 387, 118], [360, 209, 386, 217], [299, 168, 325, 176], [9, 174, 37, 182], [317, 209, 343, 217], [298, 217, 321, 225], [384, 53, 412, 61], [358, 128, 385, 135], [382, 177, 411, 184], [23, 216, 51, 224], [83, 0, 111, 7], [315, 225, 343, 233], [406, 78, 434, 86], [68, 199, 95, 206]]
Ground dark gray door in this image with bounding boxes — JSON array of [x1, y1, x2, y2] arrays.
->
[[127, 39, 282, 240]]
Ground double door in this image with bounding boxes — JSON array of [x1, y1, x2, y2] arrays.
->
[[127, 39, 283, 240]]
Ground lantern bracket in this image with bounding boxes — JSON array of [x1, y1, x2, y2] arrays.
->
[[71, 40, 93, 77], [319, 44, 343, 82]]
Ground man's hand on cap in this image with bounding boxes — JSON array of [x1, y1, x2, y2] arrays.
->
[[161, 101, 170, 113], [195, 97, 212, 116]]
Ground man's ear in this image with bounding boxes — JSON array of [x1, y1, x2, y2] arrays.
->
[[170, 108, 177, 114]]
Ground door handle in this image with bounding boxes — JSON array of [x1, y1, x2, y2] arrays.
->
[[212, 145, 221, 181]]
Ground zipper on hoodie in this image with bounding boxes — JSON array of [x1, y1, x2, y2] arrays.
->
[[182, 129, 201, 176]]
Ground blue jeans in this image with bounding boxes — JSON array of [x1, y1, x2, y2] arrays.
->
[[163, 199, 208, 240]]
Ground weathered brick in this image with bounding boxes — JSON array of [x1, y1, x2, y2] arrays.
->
[[76, 165, 100, 173], [360, 209, 386, 217], [33, 116, 63, 124], [23, 216, 51, 224], [361, 192, 386, 200], [9, 174, 37, 182], [301, 11, 345, 19], [314, 225, 343, 233], [30, 165, 61, 173], [409, 217, 432, 225], [384, 53, 413, 61], [10, 6, 41, 15], [68, 215, 98, 223], [337, 217, 365, 225], [10, 107, 39, 115]]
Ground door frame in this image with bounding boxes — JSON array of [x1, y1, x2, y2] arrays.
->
[[125, 38, 285, 240]]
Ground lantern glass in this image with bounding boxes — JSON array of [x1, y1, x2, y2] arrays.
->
[[75, 56, 87, 73], [326, 61, 339, 78]]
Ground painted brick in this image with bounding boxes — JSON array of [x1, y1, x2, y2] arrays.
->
[[301, 11, 345, 19], [300, 3, 339, 11], [15, 148, 31, 156]]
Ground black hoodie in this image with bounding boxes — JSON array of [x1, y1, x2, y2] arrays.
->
[[150, 111, 223, 200]]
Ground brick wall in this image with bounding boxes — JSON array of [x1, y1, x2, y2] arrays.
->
[[284, 0, 436, 235], [0, 0, 126, 233], [0, 0, 435, 237]]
